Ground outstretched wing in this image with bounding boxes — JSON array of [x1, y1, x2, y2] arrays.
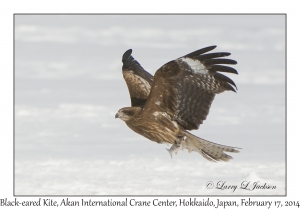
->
[[143, 46, 238, 130], [122, 49, 153, 107]]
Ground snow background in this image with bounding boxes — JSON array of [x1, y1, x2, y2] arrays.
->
[[14, 15, 285, 195]]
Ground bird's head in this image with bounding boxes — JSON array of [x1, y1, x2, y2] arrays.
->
[[115, 107, 141, 122]]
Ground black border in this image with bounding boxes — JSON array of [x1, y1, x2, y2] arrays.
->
[[13, 13, 287, 197]]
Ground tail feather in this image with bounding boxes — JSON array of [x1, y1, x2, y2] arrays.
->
[[182, 132, 240, 162]]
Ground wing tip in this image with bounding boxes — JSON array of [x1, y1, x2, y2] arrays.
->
[[122, 49, 133, 63], [210, 45, 217, 49], [211, 65, 239, 75], [183, 45, 217, 58], [214, 72, 238, 92]]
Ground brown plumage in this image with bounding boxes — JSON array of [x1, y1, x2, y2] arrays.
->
[[115, 46, 240, 162]]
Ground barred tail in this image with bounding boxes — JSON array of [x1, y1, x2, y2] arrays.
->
[[182, 132, 240, 162]]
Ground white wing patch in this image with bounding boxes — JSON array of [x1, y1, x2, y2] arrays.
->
[[153, 111, 159, 117], [179, 57, 208, 74], [152, 111, 172, 120], [161, 112, 170, 118]]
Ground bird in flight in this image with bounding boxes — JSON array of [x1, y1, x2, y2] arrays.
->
[[115, 46, 240, 161]]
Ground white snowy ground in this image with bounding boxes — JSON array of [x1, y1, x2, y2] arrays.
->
[[15, 15, 285, 195], [15, 158, 285, 195]]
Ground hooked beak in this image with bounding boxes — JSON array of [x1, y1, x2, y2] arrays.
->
[[115, 113, 119, 119]]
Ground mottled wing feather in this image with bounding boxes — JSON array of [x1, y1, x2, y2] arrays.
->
[[122, 49, 154, 107], [143, 46, 238, 130]]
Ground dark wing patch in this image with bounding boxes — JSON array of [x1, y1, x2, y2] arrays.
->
[[143, 46, 238, 130], [122, 49, 154, 107]]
